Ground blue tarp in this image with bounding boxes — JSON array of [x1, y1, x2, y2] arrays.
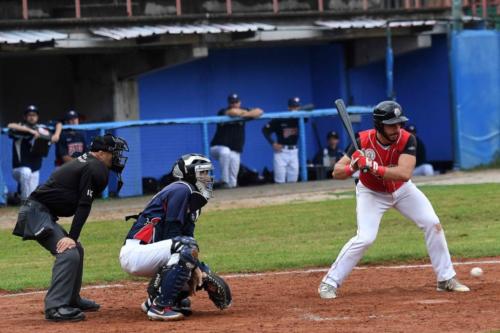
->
[[452, 30, 500, 168]]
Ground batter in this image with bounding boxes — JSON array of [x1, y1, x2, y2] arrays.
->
[[318, 100, 470, 299]]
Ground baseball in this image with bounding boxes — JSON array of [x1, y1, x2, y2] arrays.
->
[[470, 267, 483, 277]]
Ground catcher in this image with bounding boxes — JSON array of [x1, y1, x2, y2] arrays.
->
[[120, 153, 231, 321]]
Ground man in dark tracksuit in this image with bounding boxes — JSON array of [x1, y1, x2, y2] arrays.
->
[[55, 110, 87, 166], [13, 134, 129, 322]]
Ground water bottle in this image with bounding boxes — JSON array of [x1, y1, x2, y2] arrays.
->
[[322, 148, 330, 167]]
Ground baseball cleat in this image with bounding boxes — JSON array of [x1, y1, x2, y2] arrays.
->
[[141, 298, 152, 314], [318, 282, 337, 299], [436, 277, 470, 292], [173, 298, 192, 317], [147, 304, 184, 321]]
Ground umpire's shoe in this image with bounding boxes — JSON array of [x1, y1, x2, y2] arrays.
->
[[73, 297, 101, 312], [45, 306, 86, 322], [147, 303, 184, 321]]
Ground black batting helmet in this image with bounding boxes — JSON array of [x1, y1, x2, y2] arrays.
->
[[373, 101, 408, 134]]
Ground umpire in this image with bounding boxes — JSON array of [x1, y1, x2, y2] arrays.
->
[[13, 134, 129, 322]]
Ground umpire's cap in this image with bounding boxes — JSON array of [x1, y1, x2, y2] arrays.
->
[[227, 93, 240, 104], [288, 97, 301, 108], [90, 134, 129, 154], [24, 105, 39, 116], [65, 110, 79, 121]]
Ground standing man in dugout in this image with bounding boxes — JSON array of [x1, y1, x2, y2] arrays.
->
[[262, 97, 302, 183], [55, 110, 87, 166], [318, 101, 469, 299], [7, 105, 62, 200], [210, 93, 263, 188], [13, 134, 129, 322]]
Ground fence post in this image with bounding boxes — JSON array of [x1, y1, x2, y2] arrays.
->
[[298, 117, 308, 182], [318, 0, 324, 12], [386, 24, 395, 99], [75, 0, 81, 18], [226, 0, 232, 14], [22, 0, 28, 20], [176, 0, 182, 15], [126, 0, 133, 17], [202, 122, 210, 158], [273, 0, 279, 13], [100, 128, 109, 199]]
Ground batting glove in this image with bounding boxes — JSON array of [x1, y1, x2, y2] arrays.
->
[[350, 150, 365, 169], [359, 157, 387, 177]]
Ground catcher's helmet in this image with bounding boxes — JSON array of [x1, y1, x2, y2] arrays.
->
[[373, 101, 408, 134], [172, 153, 214, 200]]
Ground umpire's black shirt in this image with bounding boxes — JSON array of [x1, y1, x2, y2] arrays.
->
[[30, 153, 109, 240]]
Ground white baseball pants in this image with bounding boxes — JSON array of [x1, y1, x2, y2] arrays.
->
[[413, 164, 435, 176], [322, 180, 456, 288], [210, 145, 240, 188], [119, 239, 175, 277], [12, 167, 39, 199], [273, 148, 299, 183]]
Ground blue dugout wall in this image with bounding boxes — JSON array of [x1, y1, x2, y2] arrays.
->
[[2, 31, 496, 199], [138, 44, 347, 181], [138, 37, 453, 181], [451, 30, 500, 168]]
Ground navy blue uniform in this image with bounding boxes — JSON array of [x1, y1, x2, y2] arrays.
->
[[9, 123, 48, 171], [262, 118, 300, 147], [126, 181, 200, 243], [55, 130, 87, 166], [210, 108, 248, 153]]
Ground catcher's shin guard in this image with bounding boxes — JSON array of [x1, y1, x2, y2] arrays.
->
[[156, 244, 199, 307]]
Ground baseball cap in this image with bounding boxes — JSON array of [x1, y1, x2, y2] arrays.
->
[[24, 105, 39, 116], [227, 93, 240, 104], [288, 97, 301, 108], [65, 110, 79, 121], [327, 131, 339, 139]]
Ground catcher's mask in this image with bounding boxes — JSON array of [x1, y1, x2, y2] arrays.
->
[[90, 134, 129, 193], [172, 153, 214, 200]]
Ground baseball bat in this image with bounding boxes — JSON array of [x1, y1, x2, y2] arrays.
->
[[334, 99, 368, 173]]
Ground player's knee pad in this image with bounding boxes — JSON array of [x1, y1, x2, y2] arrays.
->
[[171, 236, 199, 269]]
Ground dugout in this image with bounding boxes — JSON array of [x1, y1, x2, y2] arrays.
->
[[0, 1, 499, 199]]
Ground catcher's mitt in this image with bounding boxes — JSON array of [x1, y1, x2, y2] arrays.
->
[[201, 272, 232, 310]]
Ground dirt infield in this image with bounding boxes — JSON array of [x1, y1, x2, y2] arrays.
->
[[1, 259, 500, 333]]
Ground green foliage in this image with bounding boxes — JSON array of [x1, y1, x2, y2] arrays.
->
[[1, 183, 499, 291]]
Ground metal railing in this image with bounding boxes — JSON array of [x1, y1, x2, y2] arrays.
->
[[0, 107, 372, 199], [7, 0, 499, 21]]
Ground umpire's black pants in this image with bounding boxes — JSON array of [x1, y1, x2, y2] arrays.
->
[[37, 223, 84, 311]]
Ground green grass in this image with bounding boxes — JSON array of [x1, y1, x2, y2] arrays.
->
[[1, 183, 499, 292]]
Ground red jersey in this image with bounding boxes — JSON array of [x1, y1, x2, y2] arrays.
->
[[357, 129, 414, 193]]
